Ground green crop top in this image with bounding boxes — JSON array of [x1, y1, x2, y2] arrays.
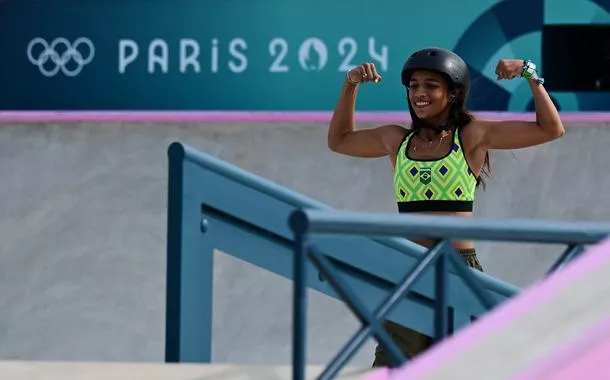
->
[[393, 128, 477, 213]]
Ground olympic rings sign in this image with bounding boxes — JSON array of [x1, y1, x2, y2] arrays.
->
[[26, 37, 95, 77]]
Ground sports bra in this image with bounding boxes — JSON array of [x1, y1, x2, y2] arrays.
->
[[393, 128, 477, 213]]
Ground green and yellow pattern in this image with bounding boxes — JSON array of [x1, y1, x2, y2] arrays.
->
[[394, 131, 477, 203]]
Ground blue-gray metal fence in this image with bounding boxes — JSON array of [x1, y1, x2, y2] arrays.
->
[[164, 142, 609, 379]]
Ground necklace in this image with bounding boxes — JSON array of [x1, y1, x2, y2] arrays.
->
[[412, 130, 450, 153]]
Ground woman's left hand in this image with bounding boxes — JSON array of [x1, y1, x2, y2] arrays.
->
[[495, 59, 524, 80]]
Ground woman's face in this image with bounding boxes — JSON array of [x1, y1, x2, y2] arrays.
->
[[407, 70, 452, 124]]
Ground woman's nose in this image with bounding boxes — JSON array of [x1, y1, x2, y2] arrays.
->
[[411, 88, 425, 97]]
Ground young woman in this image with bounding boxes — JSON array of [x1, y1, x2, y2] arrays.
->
[[326, 47, 565, 367]]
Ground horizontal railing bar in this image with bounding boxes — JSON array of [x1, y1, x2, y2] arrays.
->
[[203, 201, 516, 309], [175, 143, 333, 211], [201, 203, 294, 247], [290, 210, 610, 245]]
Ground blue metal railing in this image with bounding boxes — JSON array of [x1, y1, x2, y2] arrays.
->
[[288, 209, 610, 380], [165, 141, 570, 374]]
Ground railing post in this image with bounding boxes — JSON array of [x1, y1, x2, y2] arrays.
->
[[546, 244, 585, 275], [290, 210, 309, 380], [434, 243, 449, 342], [165, 143, 214, 363], [165, 143, 184, 362]]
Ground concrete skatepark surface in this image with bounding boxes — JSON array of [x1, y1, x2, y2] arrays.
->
[[1, 121, 609, 367], [0, 360, 369, 380]]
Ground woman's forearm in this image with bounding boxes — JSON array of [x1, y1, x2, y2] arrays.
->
[[528, 79, 565, 137], [328, 78, 359, 150]]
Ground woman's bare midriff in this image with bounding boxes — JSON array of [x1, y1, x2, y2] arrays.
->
[[407, 211, 475, 250]]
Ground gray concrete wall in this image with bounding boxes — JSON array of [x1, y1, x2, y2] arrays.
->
[[0, 121, 608, 367]]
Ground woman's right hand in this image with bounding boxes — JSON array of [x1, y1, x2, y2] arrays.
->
[[346, 62, 383, 84]]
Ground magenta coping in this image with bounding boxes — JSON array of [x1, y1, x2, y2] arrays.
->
[[1, 111, 610, 124], [366, 238, 610, 380]]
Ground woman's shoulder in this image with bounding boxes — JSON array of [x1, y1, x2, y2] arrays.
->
[[376, 124, 410, 140], [375, 124, 410, 155], [457, 117, 489, 148]]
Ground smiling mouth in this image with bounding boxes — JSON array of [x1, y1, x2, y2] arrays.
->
[[414, 101, 430, 108]]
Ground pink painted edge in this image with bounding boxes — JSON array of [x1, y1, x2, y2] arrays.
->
[[368, 238, 610, 380], [537, 329, 610, 380], [0, 111, 610, 124], [365, 368, 390, 380], [513, 313, 610, 379], [547, 335, 610, 380]]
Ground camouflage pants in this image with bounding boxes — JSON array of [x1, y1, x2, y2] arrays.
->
[[371, 248, 484, 368]]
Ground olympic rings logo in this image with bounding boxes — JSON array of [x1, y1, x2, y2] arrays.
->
[[26, 37, 95, 77]]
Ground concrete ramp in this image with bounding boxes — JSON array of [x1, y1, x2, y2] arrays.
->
[[367, 238, 610, 379], [0, 361, 370, 380], [2, 121, 610, 369]]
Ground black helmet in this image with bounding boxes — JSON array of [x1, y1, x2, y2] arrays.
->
[[401, 47, 471, 132], [401, 47, 470, 91]]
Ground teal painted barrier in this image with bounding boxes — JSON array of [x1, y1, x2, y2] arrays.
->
[[2, 0, 610, 111], [164, 141, 520, 364]]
